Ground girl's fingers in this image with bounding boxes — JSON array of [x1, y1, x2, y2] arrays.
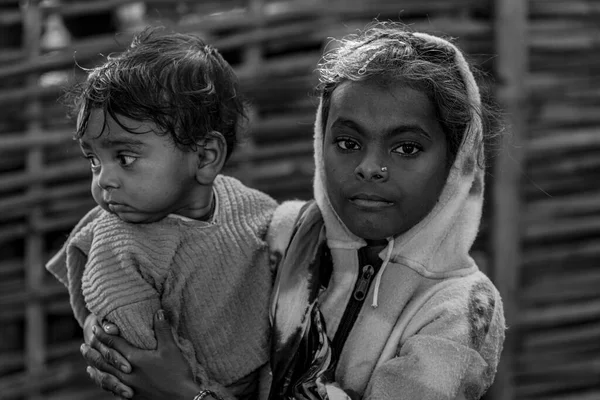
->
[[86, 366, 134, 399], [89, 327, 132, 373], [80, 343, 122, 377]]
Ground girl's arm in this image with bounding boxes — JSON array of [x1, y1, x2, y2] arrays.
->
[[363, 278, 505, 400]]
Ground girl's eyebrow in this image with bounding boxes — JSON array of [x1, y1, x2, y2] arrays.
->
[[331, 117, 432, 141]]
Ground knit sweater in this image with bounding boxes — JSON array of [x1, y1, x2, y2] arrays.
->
[[46, 175, 277, 393]]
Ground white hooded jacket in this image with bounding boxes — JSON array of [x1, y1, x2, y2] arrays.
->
[[265, 32, 506, 400]]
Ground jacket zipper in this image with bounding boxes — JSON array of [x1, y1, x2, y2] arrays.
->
[[331, 249, 381, 362]]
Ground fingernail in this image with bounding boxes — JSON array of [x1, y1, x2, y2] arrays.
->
[[157, 310, 165, 320], [80, 343, 86, 353], [121, 364, 130, 373], [121, 391, 132, 399], [92, 325, 96, 334], [86, 366, 92, 377], [104, 324, 111, 332]]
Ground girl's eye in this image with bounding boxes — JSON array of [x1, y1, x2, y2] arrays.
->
[[118, 155, 137, 167], [336, 138, 361, 151], [394, 142, 423, 156]]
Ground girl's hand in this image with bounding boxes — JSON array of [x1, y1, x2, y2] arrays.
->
[[81, 314, 133, 398], [84, 310, 200, 400]]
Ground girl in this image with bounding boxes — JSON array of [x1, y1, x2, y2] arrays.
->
[[82, 21, 505, 400]]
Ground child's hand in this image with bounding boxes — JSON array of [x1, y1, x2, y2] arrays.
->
[[83, 313, 120, 344], [83, 313, 102, 346]]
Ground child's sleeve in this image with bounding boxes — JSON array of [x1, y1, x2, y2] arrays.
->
[[46, 206, 106, 325], [364, 277, 506, 400]]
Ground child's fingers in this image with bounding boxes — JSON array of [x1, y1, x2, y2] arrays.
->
[[100, 319, 120, 335], [90, 326, 131, 373]]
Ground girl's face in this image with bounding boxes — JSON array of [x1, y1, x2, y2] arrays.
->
[[323, 80, 450, 241], [79, 110, 205, 223]]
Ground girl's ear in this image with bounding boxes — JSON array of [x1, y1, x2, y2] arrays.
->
[[195, 131, 227, 185]]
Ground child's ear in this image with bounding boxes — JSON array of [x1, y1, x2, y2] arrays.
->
[[195, 131, 227, 185]]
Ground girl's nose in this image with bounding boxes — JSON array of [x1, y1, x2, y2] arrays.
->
[[354, 157, 389, 182]]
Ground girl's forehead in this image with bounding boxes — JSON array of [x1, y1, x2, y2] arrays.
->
[[326, 80, 441, 140]]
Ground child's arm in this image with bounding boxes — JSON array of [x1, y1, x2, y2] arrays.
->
[[364, 276, 505, 400]]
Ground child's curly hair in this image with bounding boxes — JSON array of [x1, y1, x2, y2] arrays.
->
[[317, 21, 502, 165], [66, 27, 246, 161]]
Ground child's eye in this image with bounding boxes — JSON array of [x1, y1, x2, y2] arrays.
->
[[84, 155, 101, 170], [118, 155, 137, 167], [335, 138, 361, 151], [393, 142, 423, 156]]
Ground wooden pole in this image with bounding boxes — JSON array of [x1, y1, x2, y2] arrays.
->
[[490, 0, 528, 399], [21, 0, 45, 399]]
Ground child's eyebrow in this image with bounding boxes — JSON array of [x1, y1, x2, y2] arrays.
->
[[99, 137, 146, 149]]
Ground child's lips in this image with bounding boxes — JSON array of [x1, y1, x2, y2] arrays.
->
[[106, 201, 132, 212]]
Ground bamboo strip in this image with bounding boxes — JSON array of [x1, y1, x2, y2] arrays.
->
[[0, 360, 86, 399], [528, 152, 600, 180], [489, 0, 527, 398], [0, 158, 89, 194], [521, 283, 600, 305], [516, 378, 599, 400], [0, 297, 72, 321], [248, 112, 315, 141], [517, 344, 600, 372], [0, 282, 66, 308], [0, 257, 21, 273], [524, 216, 600, 242], [521, 321, 600, 351], [518, 298, 600, 327], [523, 239, 600, 267], [522, 268, 600, 294], [21, 4, 47, 398], [0, 82, 61, 106], [527, 127, 600, 157], [0, 338, 81, 375], [0, 129, 72, 152], [0, 181, 89, 219], [524, 173, 600, 201], [517, 357, 600, 380], [526, 190, 600, 220], [0, 16, 326, 81], [530, 0, 600, 16]]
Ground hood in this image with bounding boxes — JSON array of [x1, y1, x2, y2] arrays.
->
[[313, 32, 484, 282]]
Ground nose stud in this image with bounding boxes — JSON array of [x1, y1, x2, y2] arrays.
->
[[381, 167, 388, 172]]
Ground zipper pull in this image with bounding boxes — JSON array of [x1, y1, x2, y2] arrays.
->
[[353, 264, 375, 301]]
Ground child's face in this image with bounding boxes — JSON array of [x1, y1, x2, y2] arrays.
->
[[323, 80, 449, 241], [79, 109, 205, 223]]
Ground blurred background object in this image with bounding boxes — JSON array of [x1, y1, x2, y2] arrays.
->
[[0, 0, 599, 399]]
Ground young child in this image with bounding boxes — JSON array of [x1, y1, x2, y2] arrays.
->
[[266, 22, 507, 399], [46, 28, 277, 400], [77, 22, 507, 400]]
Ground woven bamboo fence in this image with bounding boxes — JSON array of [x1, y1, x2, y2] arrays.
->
[[1, 0, 598, 399]]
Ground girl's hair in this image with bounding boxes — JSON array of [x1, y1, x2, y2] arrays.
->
[[65, 27, 245, 160], [317, 21, 502, 164]]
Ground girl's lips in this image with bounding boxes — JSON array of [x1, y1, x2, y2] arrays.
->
[[349, 197, 394, 209]]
